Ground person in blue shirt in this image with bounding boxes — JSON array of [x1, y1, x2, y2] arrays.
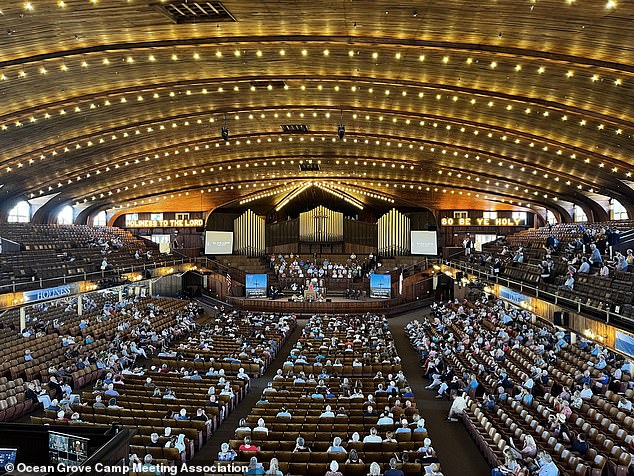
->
[[577, 258, 591, 274], [570, 433, 589, 456], [276, 406, 291, 418], [384, 458, 404, 476], [395, 419, 411, 434], [414, 418, 427, 433], [377, 413, 394, 426], [327, 437, 346, 454], [244, 456, 265, 475], [595, 355, 607, 370], [217, 443, 237, 461], [402, 387, 414, 398], [386, 381, 399, 394], [535, 452, 560, 475], [483, 394, 496, 411], [589, 244, 603, 266]]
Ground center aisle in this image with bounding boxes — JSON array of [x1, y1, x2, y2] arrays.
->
[[387, 310, 490, 476], [192, 318, 307, 464]]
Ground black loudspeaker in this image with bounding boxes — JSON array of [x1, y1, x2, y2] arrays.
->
[[455, 271, 464, 281], [326, 299, 332, 303], [288, 298, 293, 302], [553, 311, 570, 327], [427, 224, 438, 231], [144, 269, 152, 279]]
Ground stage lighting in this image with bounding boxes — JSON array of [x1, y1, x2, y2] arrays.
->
[[221, 127, 229, 140], [337, 124, 345, 139]]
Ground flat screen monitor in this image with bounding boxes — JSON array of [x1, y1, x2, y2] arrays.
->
[[0, 449, 17, 474], [615, 331, 634, 358], [411, 230, 438, 255], [370, 273, 391, 299], [204, 231, 233, 255], [48, 431, 89, 467], [245, 274, 268, 298]]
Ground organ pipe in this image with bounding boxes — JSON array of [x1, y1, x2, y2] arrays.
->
[[299, 206, 344, 242], [233, 209, 266, 256], [377, 208, 410, 256]]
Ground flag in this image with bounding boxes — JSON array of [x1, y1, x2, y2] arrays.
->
[[226, 273, 232, 294]]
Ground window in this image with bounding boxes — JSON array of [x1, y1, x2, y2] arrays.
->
[[546, 210, 557, 225], [453, 211, 468, 219], [93, 211, 107, 227], [573, 206, 588, 223], [511, 211, 527, 225], [8, 201, 31, 223], [57, 206, 74, 225], [474, 234, 497, 252], [612, 200, 628, 221], [151, 234, 172, 254], [150, 213, 163, 222], [482, 211, 498, 220], [125, 213, 138, 226], [175, 213, 190, 221]]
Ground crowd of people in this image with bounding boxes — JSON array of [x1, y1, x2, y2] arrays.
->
[[270, 253, 379, 280], [463, 223, 632, 293], [216, 313, 443, 475], [406, 297, 634, 476]]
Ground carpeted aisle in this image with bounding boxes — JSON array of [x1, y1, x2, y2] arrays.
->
[[191, 318, 307, 464], [388, 309, 491, 476]]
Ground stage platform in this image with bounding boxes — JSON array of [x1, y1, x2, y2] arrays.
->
[[226, 295, 430, 315]]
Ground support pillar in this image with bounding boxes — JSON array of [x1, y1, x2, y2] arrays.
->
[[19, 307, 26, 332]]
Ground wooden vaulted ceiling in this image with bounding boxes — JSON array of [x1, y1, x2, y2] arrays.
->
[[0, 0, 633, 222]]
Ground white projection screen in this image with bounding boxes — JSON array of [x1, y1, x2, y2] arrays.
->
[[411, 231, 438, 255], [204, 231, 234, 255]]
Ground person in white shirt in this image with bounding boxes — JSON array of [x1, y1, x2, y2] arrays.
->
[[253, 418, 268, 436], [618, 397, 632, 412], [579, 384, 593, 400], [362, 427, 383, 443], [448, 393, 467, 421], [320, 405, 335, 418]]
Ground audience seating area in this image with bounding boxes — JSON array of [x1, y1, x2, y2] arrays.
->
[[30, 306, 296, 466], [457, 221, 634, 319], [0, 224, 168, 291], [219, 314, 444, 476], [407, 299, 634, 476]]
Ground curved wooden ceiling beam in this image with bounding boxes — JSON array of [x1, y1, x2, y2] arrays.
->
[[8, 125, 625, 204]]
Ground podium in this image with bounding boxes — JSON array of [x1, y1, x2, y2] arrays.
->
[[304, 290, 317, 301]]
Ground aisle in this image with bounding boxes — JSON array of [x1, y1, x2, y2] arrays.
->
[[191, 318, 307, 464], [387, 310, 491, 476]]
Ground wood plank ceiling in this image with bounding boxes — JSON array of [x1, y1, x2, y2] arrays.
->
[[0, 0, 632, 221]]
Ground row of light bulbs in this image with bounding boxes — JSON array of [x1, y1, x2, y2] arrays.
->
[[24, 130, 608, 204], [1, 86, 628, 180], [18, 121, 624, 201], [68, 156, 550, 208], [3, 99, 629, 191], [1, 70, 629, 140], [1, 42, 627, 89], [28, 139, 564, 203], [17, 0, 617, 10]]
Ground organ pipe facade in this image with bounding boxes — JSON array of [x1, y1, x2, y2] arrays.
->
[[377, 208, 411, 256], [233, 209, 266, 256], [299, 206, 344, 242]]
